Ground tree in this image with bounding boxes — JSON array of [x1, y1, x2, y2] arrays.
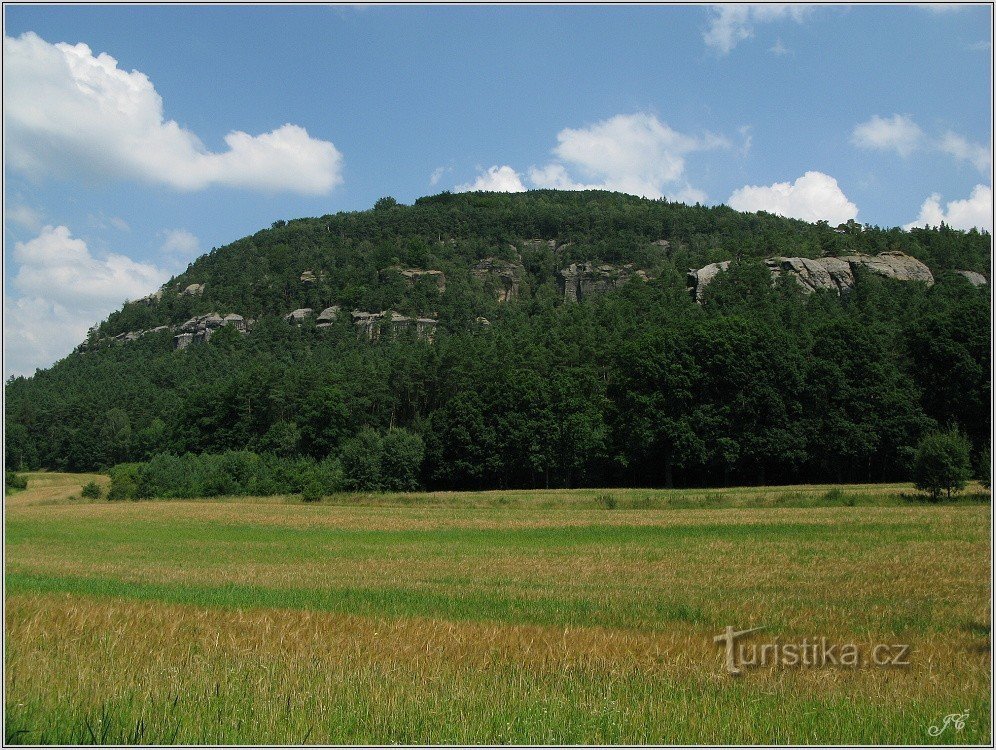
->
[[913, 429, 972, 501]]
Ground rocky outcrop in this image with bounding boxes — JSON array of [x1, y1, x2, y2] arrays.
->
[[955, 270, 988, 287], [174, 312, 252, 348], [558, 262, 650, 302], [300, 270, 317, 284], [137, 289, 164, 306], [687, 261, 732, 303], [688, 251, 934, 302], [284, 308, 313, 323], [351, 310, 437, 342], [471, 258, 524, 302], [316, 306, 340, 327], [380, 267, 446, 292], [180, 283, 205, 297]]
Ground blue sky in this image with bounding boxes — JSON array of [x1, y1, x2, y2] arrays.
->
[[3, 4, 992, 377]]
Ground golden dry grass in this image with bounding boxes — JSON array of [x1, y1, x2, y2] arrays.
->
[[4, 475, 992, 743]]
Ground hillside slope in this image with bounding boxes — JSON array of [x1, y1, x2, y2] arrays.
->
[[5, 191, 991, 489]]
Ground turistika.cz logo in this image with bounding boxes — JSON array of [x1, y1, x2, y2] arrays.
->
[[713, 625, 911, 675]]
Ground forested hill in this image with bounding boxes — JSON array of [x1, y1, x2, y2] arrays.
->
[[5, 190, 991, 490]]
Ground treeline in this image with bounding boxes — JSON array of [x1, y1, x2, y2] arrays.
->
[[6, 250, 990, 490], [107, 427, 424, 499]]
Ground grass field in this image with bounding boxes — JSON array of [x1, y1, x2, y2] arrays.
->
[[5, 473, 992, 744]]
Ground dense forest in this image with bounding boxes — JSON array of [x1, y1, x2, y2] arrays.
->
[[5, 190, 991, 491]]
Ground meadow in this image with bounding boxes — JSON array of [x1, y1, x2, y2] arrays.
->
[[5, 473, 992, 744]]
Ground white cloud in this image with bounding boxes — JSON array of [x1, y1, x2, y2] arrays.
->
[[456, 165, 527, 193], [851, 114, 924, 157], [727, 171, 859, 224], [768, 38, 791, 56], [159, 229, 200, 260], [456, 113, 724, 202], [429, 166, 453, 186], [851, 114, 990, 174], [5, 225, 169, 376], [704, 4, 811, 54], [938, 132, 992, 174], [3, 32, 343, 195], [6, 204, 44, 231], [903, 185, 992, 232]]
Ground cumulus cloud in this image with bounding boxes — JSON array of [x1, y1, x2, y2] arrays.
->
[[159, 229, 200, 260], [903, 185, 992, 232], [458, 113, 726, 202], [3, 32, 343, 195], [703, 4, 811, 54], [851, 114, 924, 157], [5, 225, 169, 376], [456, 165, 527, 193], [727, 171, 859, 224], [938, 132, 992, 174]]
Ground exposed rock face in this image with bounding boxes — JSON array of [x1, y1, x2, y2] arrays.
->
[[955, 270, 988, 287], [181, 283, 205, 297], [137, 289, 163, 306], [687, 261, 731, 303], [471, 258, 524, 302], [380, 267, 446, 292], [284, 308, 313, 323], [688, 251, 934, 302], [316, 306, 340, 328], [174, 313, 250, 348], [351, 310, 437, 342], [558, 262, 650, 302], [300, 270, 317, 284]]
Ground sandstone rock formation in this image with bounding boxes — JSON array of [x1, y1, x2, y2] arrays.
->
[[174, 312, 251, 349], [380, 267, 446, 292], [688, 251, 934, 302], [558, 262, 650, 302], [284, 308, 313, 323], [316, 306, 340, 328], [181, 283, 205, 297], [471, 258, 524, 302], [300, 270, 317, 284], [351, 310, 437, 342], [955, 270, 988, 287]]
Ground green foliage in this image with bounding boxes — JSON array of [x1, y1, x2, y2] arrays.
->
[[81, 481, 102, 499], [980, 446, 991, 490], [5, 471, 28, 492], [913, 429, 973, 501], [108, 463, 142, 501], [4, 190, 991, 490]]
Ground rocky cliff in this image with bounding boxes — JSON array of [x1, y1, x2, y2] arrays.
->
[[558, 262, 650, 303], [688, 251, 935, 302]]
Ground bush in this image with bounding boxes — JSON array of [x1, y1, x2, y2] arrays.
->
[[981, 446, 991, 490], [108, 463, 142, 500], [301, 481, 324, 503], [5, 471, 28, 492], [913, 428, 973, 502], [81, 481, 102, 499]]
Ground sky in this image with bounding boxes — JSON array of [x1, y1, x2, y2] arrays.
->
[[3, 3, 993, 378]]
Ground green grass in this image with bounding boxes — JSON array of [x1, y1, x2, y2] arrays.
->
[[4, 474, 991, 744]]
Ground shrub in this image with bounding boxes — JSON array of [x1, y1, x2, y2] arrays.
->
[[108, 463, 142, 500], [5, 471, 28, 492], [301, 481, 324, 503], [913, 428, 973, 502], [81, 481, 102, 499], [981, 446, 991, 490]]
